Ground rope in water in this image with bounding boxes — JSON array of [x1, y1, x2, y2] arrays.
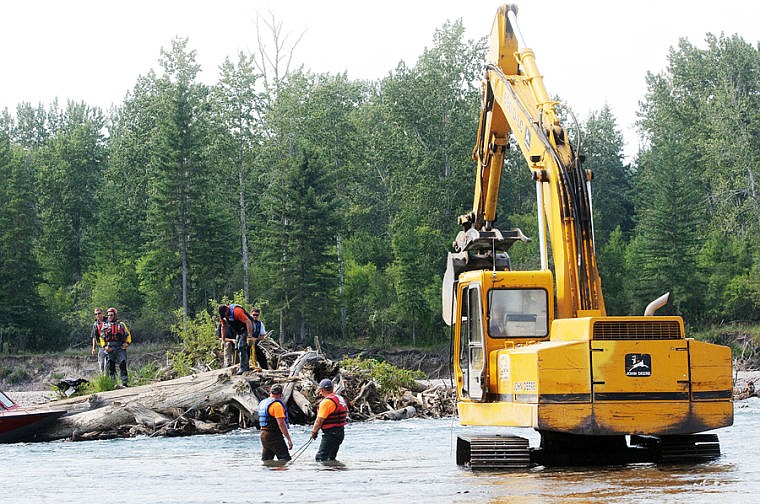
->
[[287, 437, 314, 464]]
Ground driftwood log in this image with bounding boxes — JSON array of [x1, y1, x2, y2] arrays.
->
[[24, 345, 456, 442]]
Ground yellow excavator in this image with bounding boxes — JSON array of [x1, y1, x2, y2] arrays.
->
[[442, 4, 733, 468]]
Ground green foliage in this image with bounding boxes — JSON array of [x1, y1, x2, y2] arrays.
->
[[583, 105, 634, 242], [76, 362, 161, 396], [503, 210, 541, 271], [598, 227, 631, 315], [389, 222, 441, 344], [632, 33, 760, 323], [343, 259, 394, 345], [166, 307, 220, 376], [129, 361, 163, 387], [83, 373, 118, 394], [166, 292, 260, 376], [340, 356, 425, 394], [0, 130, 44, 346], [258, 143, 340, 344], [630, 133, 706, 319], [90, 263, 143, 321], [0, 364, 29, 384]]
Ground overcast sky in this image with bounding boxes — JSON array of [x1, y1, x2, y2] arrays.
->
[[3, 0, 758, 160]]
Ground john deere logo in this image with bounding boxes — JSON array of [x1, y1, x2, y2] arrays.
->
[[625, 353, 651, 377]]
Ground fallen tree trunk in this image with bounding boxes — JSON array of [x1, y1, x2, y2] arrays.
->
[[23, 347, 456, 442], [32, 368, 254, 441], [371, 405, 417, 421]]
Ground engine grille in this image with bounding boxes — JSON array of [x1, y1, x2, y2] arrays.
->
[[592, 320, 682, 340]]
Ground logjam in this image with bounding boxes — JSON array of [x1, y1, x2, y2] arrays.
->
[[26, 343, 456, 442]]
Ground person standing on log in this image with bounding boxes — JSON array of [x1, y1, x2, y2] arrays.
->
[[218, 304, 255, 374], [249, 307, 269, 370], [258, 383, 293, 461], [102, 307, 131, 386], [310, 379, 348, 461], [90, 308, 106, 372], [217, 318, 237, 368]]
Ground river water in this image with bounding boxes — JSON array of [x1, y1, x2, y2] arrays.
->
[[3, 398, 760, 504]]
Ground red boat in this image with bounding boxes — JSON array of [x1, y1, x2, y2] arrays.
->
[[0, 388, 66, 443]]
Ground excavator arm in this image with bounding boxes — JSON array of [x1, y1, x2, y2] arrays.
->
[[457, 4, 604, 318]]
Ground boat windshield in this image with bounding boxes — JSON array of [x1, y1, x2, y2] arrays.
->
[[0, 390, 17, 410]]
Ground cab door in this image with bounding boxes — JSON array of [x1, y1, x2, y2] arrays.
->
[[459, 285, 485, 400]]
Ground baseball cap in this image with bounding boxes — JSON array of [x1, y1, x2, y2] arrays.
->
[[318, 378, 333, 389], [271, 384, 283, 395]]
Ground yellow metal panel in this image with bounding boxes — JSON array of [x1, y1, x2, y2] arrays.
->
[[549, 317, 593, 341], [486, 269, 554, 290], [689, 340, 734, 399], [458, 400, 536, 428], [591, 340, 689, 394], [536, 404, 594, 433], [509, 349, 539, 402], [535, 402, 668, 435], [488, 349, 503, 394], [491, 341, 591, 399], [536, 342, 590, 396], [537, 401, 732, 436]]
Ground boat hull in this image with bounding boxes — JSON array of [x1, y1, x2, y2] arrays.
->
[[0, 410, 67, 443]]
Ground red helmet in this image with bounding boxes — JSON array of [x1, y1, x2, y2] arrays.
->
[[106, 307, 118, 317]]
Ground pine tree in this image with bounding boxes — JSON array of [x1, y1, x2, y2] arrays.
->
[[0, 126, 44, 348], [260, 150, 338, 344]]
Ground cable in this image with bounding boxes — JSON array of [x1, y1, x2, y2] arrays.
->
[[286, 437, 313, 464]]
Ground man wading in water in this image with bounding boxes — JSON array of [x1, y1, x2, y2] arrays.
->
[[310, 379, 348, 461], [258, 384, 293, 461]]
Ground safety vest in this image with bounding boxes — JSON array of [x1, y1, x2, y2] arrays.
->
[[258, 397, 289, 430], [321, 394, 348, 429], [93, 320, 104, 347], [225, 304, 249, 334], [102, 321, 128, 344], [252, 319, 262, 338]]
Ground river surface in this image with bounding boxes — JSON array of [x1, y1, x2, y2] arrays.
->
[[3, 398, 760, 504]]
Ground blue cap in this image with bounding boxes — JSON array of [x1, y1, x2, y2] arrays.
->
[[319, 378, 333, 389]]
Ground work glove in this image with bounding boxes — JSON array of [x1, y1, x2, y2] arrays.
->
[[310, 431, 318, 440]]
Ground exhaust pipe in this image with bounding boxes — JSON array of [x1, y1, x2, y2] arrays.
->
[[644, 292, 670, 316]]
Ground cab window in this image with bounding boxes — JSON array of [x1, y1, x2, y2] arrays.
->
[[488, 288, 548, 338]]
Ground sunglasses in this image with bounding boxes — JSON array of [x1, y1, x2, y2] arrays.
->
[[94, 312, 102, 315]]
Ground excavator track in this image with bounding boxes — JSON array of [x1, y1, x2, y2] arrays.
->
[[457, 433, 723, 469], [456, 435, 531, 469], [656, 434, 721, 464]]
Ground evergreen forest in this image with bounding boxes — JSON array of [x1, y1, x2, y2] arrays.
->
[[0, 21, 758, 354]]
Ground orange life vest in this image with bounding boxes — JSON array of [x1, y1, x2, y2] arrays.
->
[[322, 394, 348, 429]]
